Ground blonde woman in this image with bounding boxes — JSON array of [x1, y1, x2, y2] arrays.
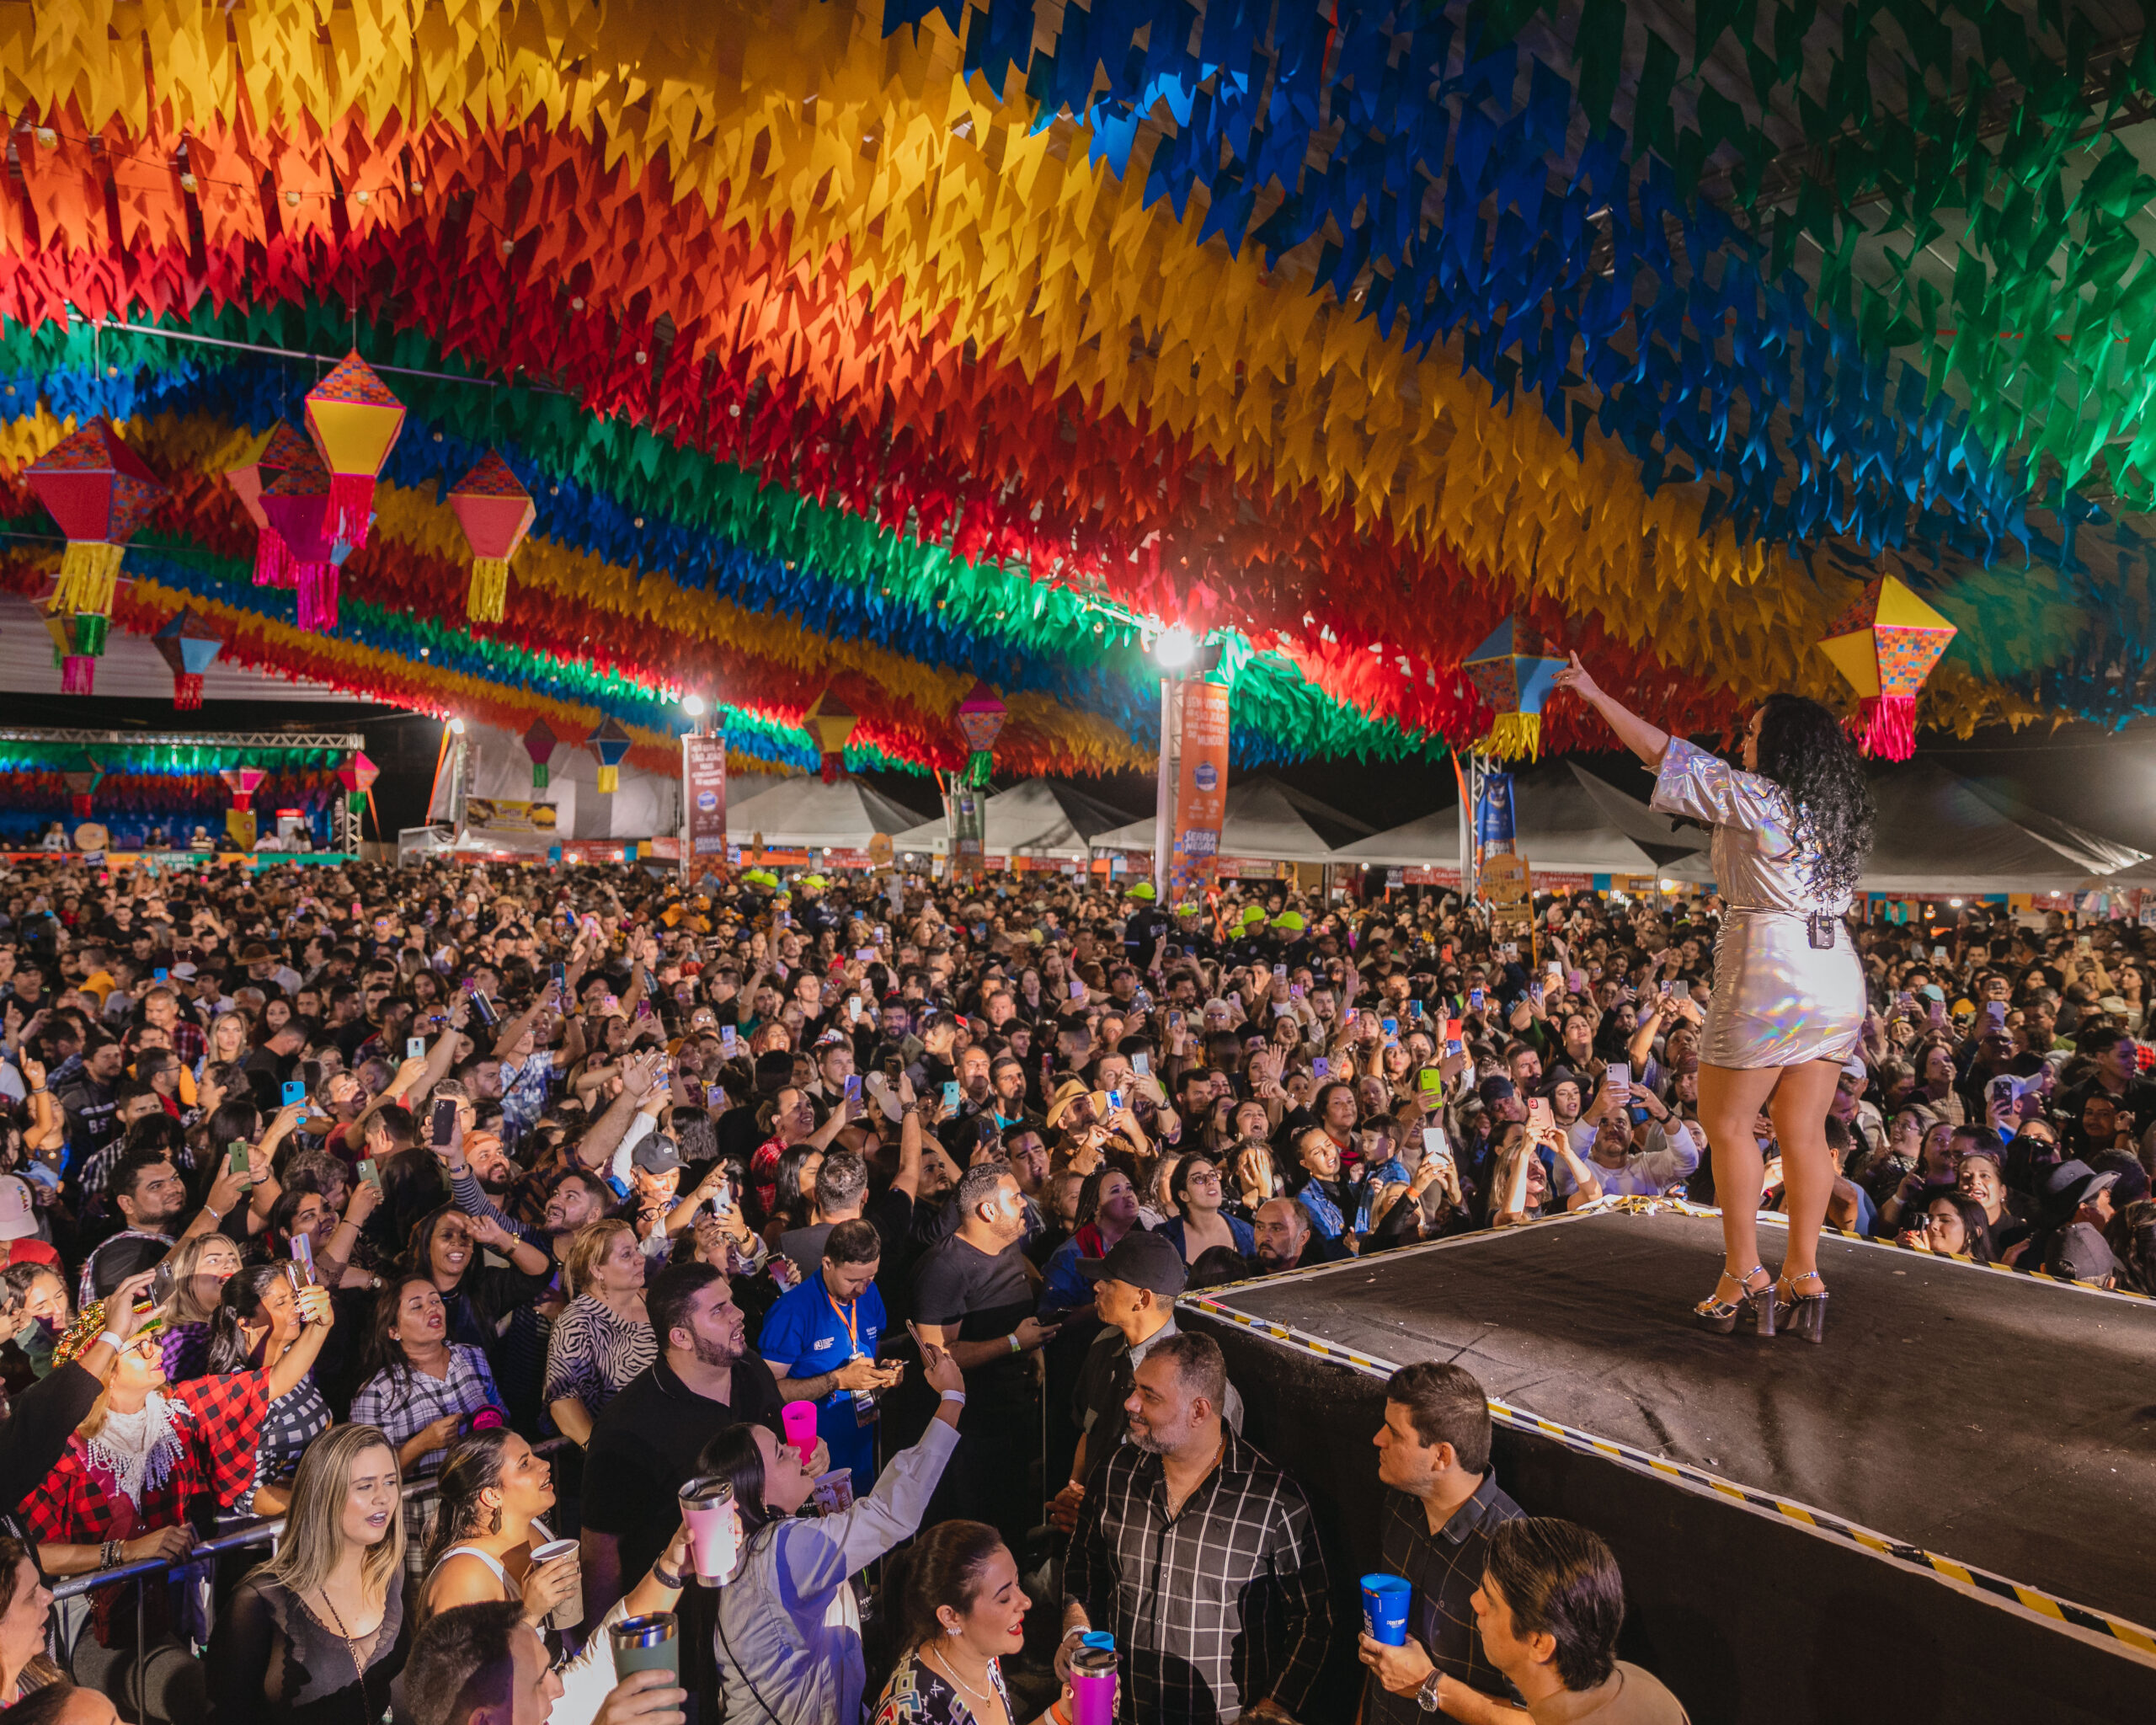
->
[[542, 1218, 654, 1447], [206, 1423, 408, 1724], [199, 1012, 251, 1080], [152, 1231, 243, 1384]]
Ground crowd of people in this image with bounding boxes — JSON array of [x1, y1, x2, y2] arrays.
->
[[0, 845, 2145, 1723]]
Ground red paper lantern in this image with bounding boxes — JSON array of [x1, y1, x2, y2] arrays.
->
[[449, 452, 537, 623], [523, 718, 559, 789], [25, 419, 165, 667]]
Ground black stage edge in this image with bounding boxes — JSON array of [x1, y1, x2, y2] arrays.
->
[[1180, 1206, 2156, 1725]]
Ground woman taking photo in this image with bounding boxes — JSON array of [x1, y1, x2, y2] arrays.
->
[[416, 1429, 579, 1630], [1557, 659, 1873, 1343], [1036, 1169, 1141, 1321], [542, 1218, 654, 1447], [707, 1340, 968, 1724], [870, 1519, 1052, 1725], [206, 1424, 407, 1724], [204, 1265, 335, 1514]]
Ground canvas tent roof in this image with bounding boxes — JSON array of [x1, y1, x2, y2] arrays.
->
[[726, 775, 934, 849], [1091, 777, 1374, 863], [1664, 761, 2146, 894], [1331, 763, 1705, 873], [0, 591, 359, 704], [889, 778, 1141, 859]]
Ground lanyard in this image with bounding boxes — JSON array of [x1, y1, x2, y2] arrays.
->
[[827, 1290, 859, 1354]]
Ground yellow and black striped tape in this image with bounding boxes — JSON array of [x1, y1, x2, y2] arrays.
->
[[1182, 1223, 2156, 1664]]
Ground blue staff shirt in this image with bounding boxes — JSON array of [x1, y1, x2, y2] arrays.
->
[[757, 1273, 888, 1490]]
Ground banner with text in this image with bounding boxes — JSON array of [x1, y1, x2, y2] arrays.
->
[[684, 734, 729, 858], [1170, 679, 1231, 902]]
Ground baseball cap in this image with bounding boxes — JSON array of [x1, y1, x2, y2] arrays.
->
[[1273, 911, 1305, 932], [2053, 1221, 2121, 1284], [1079, 1229, 1187, 1297], [630, 1135, 684, 1176], [2100, 995, 2131, 1015], [1127, 883, 1156, 902], [0, 1175, 36, 1242], [2040, 1159, 2119, 1215]]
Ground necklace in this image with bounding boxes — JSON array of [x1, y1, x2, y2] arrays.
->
[[929, 1644, 1001, 1712], [314, 1586, 382, 1724]]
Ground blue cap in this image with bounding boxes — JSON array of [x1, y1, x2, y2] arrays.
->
[[1081, 1632, 1116, 1653]]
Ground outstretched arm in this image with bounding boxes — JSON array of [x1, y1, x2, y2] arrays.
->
[[1553, 654, 1669, 767]]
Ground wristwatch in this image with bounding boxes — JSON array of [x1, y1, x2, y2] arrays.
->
[[1417, 1670, 1445, 1713]]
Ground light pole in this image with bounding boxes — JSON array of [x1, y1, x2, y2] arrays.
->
[[1151, 628, 1196, 900], [680, 694, 707, 882]]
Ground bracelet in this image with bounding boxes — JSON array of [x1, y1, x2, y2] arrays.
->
[[938, 1389, 966, 1405], [1006, 1332, 1022, 1354], [94, 1330, 125, 1354], [99, 1541, 119, 1570], [651, 1562, 684, 1590]]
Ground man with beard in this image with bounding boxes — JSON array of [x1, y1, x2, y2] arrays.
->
[[578, 1262, 812, 1624], [1061, 1332, 1332, 1725]]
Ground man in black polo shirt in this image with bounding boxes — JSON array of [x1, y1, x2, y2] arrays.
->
[[1358, 1362, 1524, 1722], [913, 1160, 1056, 1555], [579, 1261, 814, 1621]]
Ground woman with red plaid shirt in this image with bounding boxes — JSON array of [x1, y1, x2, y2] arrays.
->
[[22, 1284, 334, 1714]]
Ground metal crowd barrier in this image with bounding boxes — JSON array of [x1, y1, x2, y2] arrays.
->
[[46, 1437, 572, 1714]]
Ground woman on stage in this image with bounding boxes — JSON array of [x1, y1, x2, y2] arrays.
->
[[1554, 658, 1873, 1342]]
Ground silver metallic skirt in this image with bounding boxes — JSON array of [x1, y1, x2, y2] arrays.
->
[[1701, 910, 1865, 1070]]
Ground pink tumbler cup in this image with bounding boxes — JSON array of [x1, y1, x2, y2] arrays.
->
[[780, 1401, 818, 1463]]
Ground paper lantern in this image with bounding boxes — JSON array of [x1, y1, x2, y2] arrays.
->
[[1461, 618, 1567, 761], [449, 452, 537, 623], [221, 767, 266, 803], [40, 604, 108, 694], [226, 423, 314, 586], [803, 687, 857, 784], [523, 718, 559, 789], [61, 761, 100, 819], [338, 750, 380, 815], [303, 351, 405, 547], [25, 420, 165, 664], [1817, 577, 1957, 761], [152, 609, 224, 709], [587, 717, 633, 794], [259, 450, 358, 631], [954, 681, 1007, 788]]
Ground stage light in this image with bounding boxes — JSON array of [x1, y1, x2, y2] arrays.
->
[[1949, 897, 1963, 907], [1657, 878, 1675, 892], [681, 693, 707, 718], [448, 717, 467, 735], [1154, 627, 1196, 670]]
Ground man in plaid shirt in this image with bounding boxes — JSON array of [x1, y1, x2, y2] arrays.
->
[[1063, 1331, 1334, 1724]]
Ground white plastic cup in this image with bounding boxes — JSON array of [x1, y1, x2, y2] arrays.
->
[[531, 1538, 582, 1631]]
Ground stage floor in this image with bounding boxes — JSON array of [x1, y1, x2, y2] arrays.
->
[[1189, 1205, 2156, 1644]]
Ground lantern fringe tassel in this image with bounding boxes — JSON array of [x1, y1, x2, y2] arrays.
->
[[820, 753, 845, 785], [963, 750, 993, 788], [532, 766, 549, 788], [467, 557, 511, 623], [1849, 696, 1917, 761], [254, 531, 295, 589], [1478, 713, 1543, 761], [596, 765, 619, 793], [173, 673, 204, 711], [60, 656, 96, 695], [54, 542, 124, 617], [326, 475, 376, 547], [295, 564, 340, 632]]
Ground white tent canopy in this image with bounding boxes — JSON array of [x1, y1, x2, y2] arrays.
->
[[1092, 777, 1374, 863], [1332, 763, 1706, 874], [428, 720, 690, 842], [1664, 761, 2148, 895], [890, 778, 1142, 859], [727, 775, 934, 849]]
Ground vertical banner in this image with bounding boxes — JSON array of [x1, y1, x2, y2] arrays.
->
[[225, 807, 258, 851], [1476, 770, 1517, 853], [683, 734, 729, 860], [949, 787, 986, 879], [1170, 678, 1231, 901]]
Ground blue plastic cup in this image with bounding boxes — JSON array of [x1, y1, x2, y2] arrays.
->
[[1361, 1573, 1412, 1646]]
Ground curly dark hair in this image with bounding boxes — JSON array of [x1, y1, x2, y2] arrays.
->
[[1750, 694, 1875, 905]]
